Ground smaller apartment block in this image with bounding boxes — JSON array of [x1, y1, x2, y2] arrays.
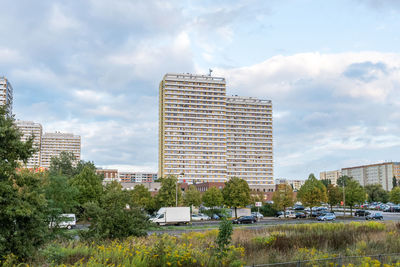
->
[[0, 76, 13, 115], [341, 162, 400, 191], [320, 170, 342, 186], [15, 121, 43, 168], [275, 179, 305, 191], [41, 132, 81, 168]]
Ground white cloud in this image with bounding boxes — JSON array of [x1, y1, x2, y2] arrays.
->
[[49, 4, 81, 31]]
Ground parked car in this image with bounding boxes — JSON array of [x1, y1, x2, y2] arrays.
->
[[355, 210, 371, 217], [191, 213, 210, 221], [275, 211, 284, 217], [49, 214, 76, 229], [317, 213, 336, 221], [311, 210, 329, 217], [294, 205, 305, 210], [366, 213, 383, 220], [232, 216, 257, 224], [212, 214, 220, 220], [278, 211, 296, 219], [251, 212, 264, 220], [295, 212, 307, 219]]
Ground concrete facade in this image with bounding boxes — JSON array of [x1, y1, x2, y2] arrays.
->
[[320, 170, 342, 186], [15, 121, 43, 168], [0, 77, 13, 115], [41, 132, 81, 168], [159, 73, 273, 186], [341, 162, 400, 191]]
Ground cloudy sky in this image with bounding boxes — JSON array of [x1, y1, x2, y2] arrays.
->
[[2, 0, 400, 180]]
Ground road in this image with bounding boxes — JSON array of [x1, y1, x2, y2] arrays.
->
[[148, 210, 400, 235], [75, 210, 400, 235]]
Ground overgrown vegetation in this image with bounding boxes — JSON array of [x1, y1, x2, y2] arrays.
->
[[234, 221, 400, 265], [2, 221, 400, 266]]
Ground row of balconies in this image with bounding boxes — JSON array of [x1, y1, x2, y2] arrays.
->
[[165, 90, 225, 98]]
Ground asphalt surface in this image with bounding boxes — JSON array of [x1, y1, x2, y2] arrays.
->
[[74, 210, 400, 235]]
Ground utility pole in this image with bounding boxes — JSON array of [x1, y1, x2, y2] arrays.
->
[[343, 178, 346, 217], [176, 179, 178, 207]]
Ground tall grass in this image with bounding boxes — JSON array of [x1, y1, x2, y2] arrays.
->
[[234, 221, 397, 265], [3, 221, 399, 266]]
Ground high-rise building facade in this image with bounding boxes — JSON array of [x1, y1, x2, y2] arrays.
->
[[0, 76, 13, 114], [15, 120, 43, 168], [341, 162, 399, 191], [320, 170, 341, 186], [159, 73, 273, 186], [226, 96, 273, 185], [41, 132, 81, 168], [159, 73, 227, 183]]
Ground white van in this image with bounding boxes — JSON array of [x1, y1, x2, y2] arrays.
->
[[49, 214, 76, 229]]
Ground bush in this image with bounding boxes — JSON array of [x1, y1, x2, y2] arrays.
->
[[251, 204, 277, 217]]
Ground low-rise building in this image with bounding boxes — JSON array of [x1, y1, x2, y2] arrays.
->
[[119, 172, 157, 183], [120, 182, 162, 196], [96, 169, 119, 182]]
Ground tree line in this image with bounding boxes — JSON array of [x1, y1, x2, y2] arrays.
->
[[272, 173, 400, 216]]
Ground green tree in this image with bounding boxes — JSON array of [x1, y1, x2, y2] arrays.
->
[[365, 184, 389, 203], [0, 106, 49, 259], [393, 176, 398, 189], [49, 151, 77, 177], [390, 187, 400, 204], [83, 181, 149, 239], [44, 174, 79, 225], [222, 177, 251, 218], [321, 179, 331, 188], [183, 185, 202, 208], [202, 187, 224, 216], [129, 184, 155, 213], [155, 176, 182, 208], [69, 166, 103, 216], [297, 174, 327, 216], [272, 184, 294, 217], [337, 175, 352, 187], [327, 184, 342, 212], [345, 179, 366, 215], [49, 151, 97, 178]]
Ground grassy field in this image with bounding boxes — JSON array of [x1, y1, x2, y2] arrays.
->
[[3, 221, 400, 266]]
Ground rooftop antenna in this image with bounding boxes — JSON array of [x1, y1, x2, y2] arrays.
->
[[208, 68, 213, 76]]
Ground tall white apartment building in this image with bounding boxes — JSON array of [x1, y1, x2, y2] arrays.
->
[[341, 162, 400, 191], [0, 76, 13, 115], [159, 73, 273, 186], [320, 170, 341, 186], [41, 132, 81, 168], [227, 96, 273, 185], [159, 73, 227, 183], [15, 121, 43, 168]]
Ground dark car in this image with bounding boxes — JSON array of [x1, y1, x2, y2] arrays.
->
[[275, 211, 284, 217], [366, 213, 383, 220], [232, 216, 257, 224], [355, 210, 371, 217], [294, 205, 305, 211], [295, 212, 306, 219], [311, 210, 329, 217]]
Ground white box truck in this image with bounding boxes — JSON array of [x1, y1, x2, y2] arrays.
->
[[150, 207, 191, 226]]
